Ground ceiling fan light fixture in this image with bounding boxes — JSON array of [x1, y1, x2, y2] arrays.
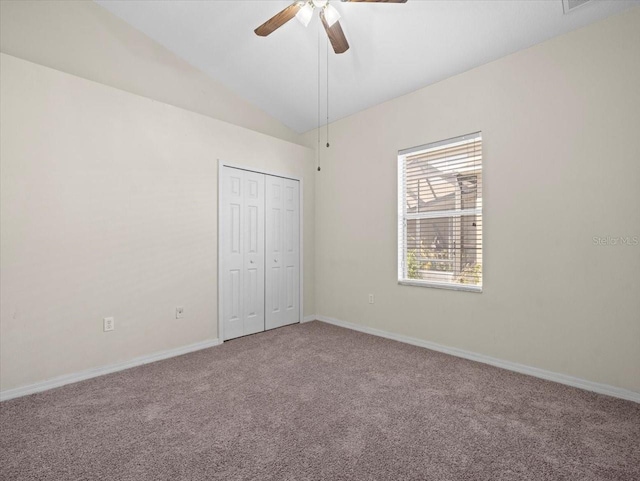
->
[[323, 4, 341, 27], [296, 3, 314, 27], [255, 0, 406, 53]]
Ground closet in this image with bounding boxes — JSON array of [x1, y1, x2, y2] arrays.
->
[[219, 166, 300, 341]]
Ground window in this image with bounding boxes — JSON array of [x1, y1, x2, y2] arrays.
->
[[398, 132, 482, 292]]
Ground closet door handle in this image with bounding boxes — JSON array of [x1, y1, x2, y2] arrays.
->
[[274, 259, 278, 263], [249, 260, 254, 264]]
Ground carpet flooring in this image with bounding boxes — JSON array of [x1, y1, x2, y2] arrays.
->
[[1, 321, 639, 480]]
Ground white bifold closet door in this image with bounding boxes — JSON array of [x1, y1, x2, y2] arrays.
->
[[220, 167, 265, 340], [220, 166, 299, 341], [265, 176, 300, 330]]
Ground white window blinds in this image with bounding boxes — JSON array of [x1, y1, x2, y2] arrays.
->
[[398, 132, 482, 292]]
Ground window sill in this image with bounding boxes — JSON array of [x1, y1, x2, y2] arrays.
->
[[398, 279, 482, 293]]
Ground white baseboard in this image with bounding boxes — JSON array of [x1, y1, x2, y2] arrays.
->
[[0, 338, 220, 402], [315, 315, 640, 404], [5, 317, 637, 404]]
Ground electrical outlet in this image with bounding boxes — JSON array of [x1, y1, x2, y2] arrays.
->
[[103, 317, 114, 332], [368, 294, 374, 304], [176, 306, 184, 319]]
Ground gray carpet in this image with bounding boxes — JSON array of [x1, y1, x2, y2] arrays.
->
[[1, 321, 639, 480]]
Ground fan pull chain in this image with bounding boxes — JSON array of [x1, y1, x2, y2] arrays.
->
[[317, 17, 321, 172], [326, 33, 330, 149]]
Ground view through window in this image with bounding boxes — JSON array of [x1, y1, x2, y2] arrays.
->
[[398, 133, 483, 291]]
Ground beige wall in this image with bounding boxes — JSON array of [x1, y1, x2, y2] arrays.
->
[[312, 9, 640, 393], [0, 0, 304, 146], [0, 53, 315, 392]]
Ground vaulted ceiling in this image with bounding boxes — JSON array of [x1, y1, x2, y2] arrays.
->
[[95, 0, 639, 133]]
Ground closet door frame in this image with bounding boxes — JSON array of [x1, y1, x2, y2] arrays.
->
[[217, 160, 304, 342]]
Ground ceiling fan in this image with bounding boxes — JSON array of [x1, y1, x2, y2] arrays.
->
[[254, 0, 408, 54]]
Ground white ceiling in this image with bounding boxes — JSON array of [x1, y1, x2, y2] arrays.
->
[[95, 0, 638, 133]]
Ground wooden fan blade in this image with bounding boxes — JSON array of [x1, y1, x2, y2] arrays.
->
[[254, 3, 302, 37], [320, 11, 349, 54], [342, 0, 408, 3]]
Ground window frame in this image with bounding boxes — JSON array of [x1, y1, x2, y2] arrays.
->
[[397, 132, 483, 293]]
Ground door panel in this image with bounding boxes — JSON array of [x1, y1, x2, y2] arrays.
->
[[230, 204, 241, 253], [220, 168, 245, 340], [265, 175, 299, 330], [220, 167, 265, 340], [247, 206, 257, 253], [282, 179, 300, 326], [242, 170, 265, 336], [229, 270, 241, 321], [265, 176, 284, 329], [246, 268, 257, 316], [271, 267, 281, 312], [286, 266, 294, 309]]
